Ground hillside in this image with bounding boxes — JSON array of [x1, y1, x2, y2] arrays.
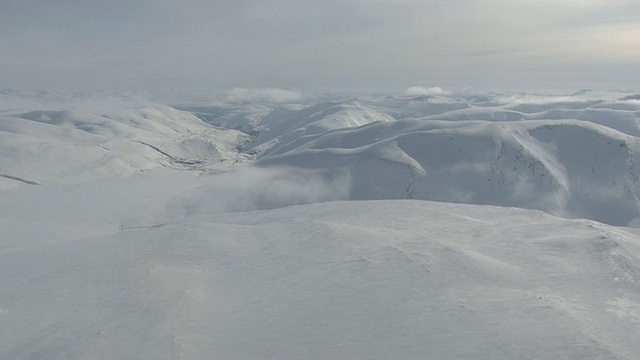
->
[[257, 118, 640, 225], [2, 89, 640, 359], [2, 172, 640, 359], [0, 93, 250, 188], [211, 91, 640, 226]]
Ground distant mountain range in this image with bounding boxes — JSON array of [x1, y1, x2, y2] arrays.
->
[[2, 89, 640, 226]]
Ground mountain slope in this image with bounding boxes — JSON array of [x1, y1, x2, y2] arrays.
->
[[0, 95, 250, 188], [5, 91, 639, 225], [258, 118, 640, 225], [3, 90, 640, 359], [1, 184, 639, 359], [245, 100, 395, 156]]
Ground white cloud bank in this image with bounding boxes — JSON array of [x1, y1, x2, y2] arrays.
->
[[222, 88, 304, 104], [171, 166, 352, 215], [404, 86, 453, 96]]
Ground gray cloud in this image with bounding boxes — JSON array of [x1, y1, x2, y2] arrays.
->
[[0, 0, 638, 92]]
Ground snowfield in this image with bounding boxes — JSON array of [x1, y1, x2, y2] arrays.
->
[[2, 89, 640, 359]]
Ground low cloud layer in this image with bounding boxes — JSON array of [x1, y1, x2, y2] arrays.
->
[[222, 88, 304, 104], [172, 166, 351, 215], [404, 86, 453, 96]]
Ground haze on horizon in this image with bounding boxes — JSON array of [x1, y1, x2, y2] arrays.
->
[[1, 0, 639, 93]]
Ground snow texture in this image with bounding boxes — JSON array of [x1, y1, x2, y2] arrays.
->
[[2, 89, 640, 359]]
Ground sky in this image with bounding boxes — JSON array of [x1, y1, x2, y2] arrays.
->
[[1, 0, 639, 93]]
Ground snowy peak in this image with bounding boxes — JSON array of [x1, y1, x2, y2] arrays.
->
[[244, 100, 395, 156]]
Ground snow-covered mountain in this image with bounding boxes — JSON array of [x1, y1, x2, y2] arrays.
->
[[2, 180, 640, 359], [197, 91, 639, 225], [5, 90, 638, 224], [2, 89, 640, 359], [0, 93, 250, 188], [257, 117, 640, 225]]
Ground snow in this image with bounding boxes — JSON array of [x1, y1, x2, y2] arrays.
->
[[257, 118, 640, 225], [0, 93, 251, 188], [2, 89, 640, 359], [2, 183, 640, 358]]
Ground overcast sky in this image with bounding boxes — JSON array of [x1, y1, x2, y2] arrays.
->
[[1, 0, 639, 93]]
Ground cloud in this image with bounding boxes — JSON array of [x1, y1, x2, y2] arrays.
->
[[1, 0, 639, 92], [171, 166, 351, 215], [222, 88, 305, 104], [404, 87, 453, 96]]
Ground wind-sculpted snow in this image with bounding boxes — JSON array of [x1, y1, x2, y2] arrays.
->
[[0, 94, 250, 187]]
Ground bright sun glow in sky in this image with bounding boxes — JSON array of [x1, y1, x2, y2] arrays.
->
[[1, 0, 638, 92]]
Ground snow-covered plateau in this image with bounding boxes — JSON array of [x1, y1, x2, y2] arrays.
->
[[2, 90, 640, 359]]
